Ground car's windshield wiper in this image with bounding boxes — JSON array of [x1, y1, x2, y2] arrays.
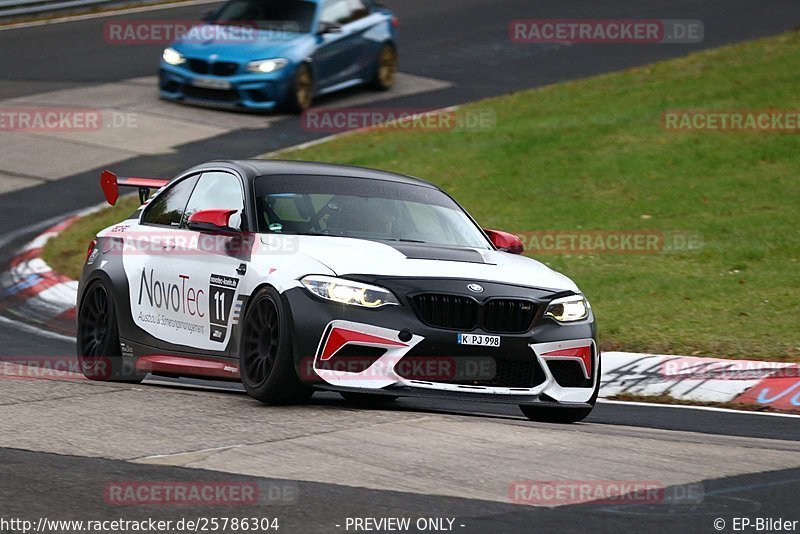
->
[[380, 238, 427, 244]]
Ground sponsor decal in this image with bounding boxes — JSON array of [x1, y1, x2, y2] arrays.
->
[[86, 247, 100, 265], [135, 268, 206, 337], [138, 269, 206, 318], [208, 274, 238, 343]]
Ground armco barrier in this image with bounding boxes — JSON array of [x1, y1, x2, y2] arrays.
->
[[1, 0, 163, 20]]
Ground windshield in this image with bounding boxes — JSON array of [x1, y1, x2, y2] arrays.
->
[[207, 0, 316, 32], [254, 175, 492, 249]]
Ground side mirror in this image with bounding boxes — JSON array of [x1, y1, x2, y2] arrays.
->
[[485, 229, 524, 254], [317, 21, 343, 35], [187, 209, 241, 235]]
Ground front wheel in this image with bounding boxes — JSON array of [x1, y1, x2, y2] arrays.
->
[[77, 280, 144, 383], [370, 43, 397, 91], [279, 64, 314, 113], [239, 286, 312, 405]]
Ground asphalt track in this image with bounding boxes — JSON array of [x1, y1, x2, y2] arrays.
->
[[1, 1, 800, 532]]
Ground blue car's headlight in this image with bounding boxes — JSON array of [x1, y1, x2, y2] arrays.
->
[[162, 47, 186, 66], [246, 58, 289, 73], [301, 275, 400, 308]]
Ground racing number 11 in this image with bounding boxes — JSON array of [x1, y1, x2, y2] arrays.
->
[[208, 274, 239, 343], [214, 291, 226, 322]]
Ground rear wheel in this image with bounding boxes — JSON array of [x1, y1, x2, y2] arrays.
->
[[239, 286, 312, 405], [77, 280, 143, 383], [370, 43, 397, 91], [280, 64, 313, 113]]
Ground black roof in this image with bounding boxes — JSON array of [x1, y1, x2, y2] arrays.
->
[[199, 159, 439, 189]]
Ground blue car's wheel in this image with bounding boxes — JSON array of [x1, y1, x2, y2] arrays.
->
[[280, 64, 314, 113], [371, 43, 397, 91]]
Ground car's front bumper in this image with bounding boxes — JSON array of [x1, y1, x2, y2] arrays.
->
[[282, 277, 599, 407], [159, 63, 293, 110]]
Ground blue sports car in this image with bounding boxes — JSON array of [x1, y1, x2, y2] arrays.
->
[[159, 0, 398, 112]]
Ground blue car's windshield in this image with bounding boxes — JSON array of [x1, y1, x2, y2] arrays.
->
[[208, 0, 317, 32]]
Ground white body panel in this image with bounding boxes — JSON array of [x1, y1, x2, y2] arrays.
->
[[259, 235, 579, 292]]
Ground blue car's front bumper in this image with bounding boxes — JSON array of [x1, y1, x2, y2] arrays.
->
[[159, 62, 294, 110]]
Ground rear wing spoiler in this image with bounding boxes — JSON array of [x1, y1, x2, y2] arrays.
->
[[101, 170, 170, 206]]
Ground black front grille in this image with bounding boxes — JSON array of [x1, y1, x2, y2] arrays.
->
[[186, 60, 239, 76], [484, 299, 537, 333], [411, 294, 537, 333], [183, 86, 239, 102], [412, 294, 478, 330], [212, 62, 239, 76], [187, 59, 209, 74]]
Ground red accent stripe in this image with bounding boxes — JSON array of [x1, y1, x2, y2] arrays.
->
[[320, 328, 405, 361], [136, 355, 240, 380], [542, 345, 593, 379]]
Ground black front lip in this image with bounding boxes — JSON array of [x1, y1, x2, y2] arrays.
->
[[314, 384, 593, 408]]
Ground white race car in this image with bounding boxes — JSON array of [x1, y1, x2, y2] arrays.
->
[[78, 160, 599, 423]]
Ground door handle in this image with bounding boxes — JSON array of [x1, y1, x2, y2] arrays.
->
[[162, 240, 176, 250]]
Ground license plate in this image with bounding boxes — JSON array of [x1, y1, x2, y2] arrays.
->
[[192, 77, 232, 90], [457, 333, 500, 347]]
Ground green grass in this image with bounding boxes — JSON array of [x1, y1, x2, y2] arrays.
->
[[42, 31, 800, 361], [42, 196, 140, 281]]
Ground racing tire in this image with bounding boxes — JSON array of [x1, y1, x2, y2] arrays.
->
[[239, 286, 313, 405], [340, 392, 399, 405], [280, 63, 314, 114], [77, 280, 144, 383], [370, 43, 397, 91]]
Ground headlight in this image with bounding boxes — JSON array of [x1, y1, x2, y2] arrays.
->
[[162, 48, 186, 65], [301, 275, 399, 308], [545, 295, 590, 322], [246, 58, 289, 73]]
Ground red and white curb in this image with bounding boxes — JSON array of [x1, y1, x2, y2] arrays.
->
[[601, 352, 800, 413], [1, 214, 798, 413], [0, 205, 102, 337]]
